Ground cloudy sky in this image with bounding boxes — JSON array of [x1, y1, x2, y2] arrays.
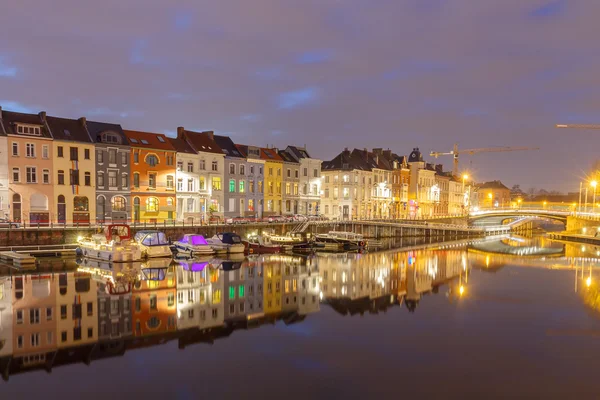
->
[[1, 0, 599, 192]]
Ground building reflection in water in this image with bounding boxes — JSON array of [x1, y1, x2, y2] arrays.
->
[[4, 240, 574, 381]]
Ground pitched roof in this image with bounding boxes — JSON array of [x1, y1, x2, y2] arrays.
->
[[0, 109, 51, 138], [123, 130, 175, 151], [178, 129, 223, 155], [278, 150, 299, 163], [285, 145, 312, 161], [168, 136, 196, 154], [477, 180, 510, 190], [323, 149, 370, 171], [234, 144, 248, 157], [213, 134, 244, 158], [86, 120, 129, 145], [261, 147, 283, 162], [46, 116, 92, 143]]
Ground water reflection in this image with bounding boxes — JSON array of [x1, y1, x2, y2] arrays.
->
[[2, 235, 600, 382]]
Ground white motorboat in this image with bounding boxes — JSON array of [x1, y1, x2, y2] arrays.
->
[[133, 230, 173, 258], [77, 224, 143, 262], [208, 233, 246, 254], [174, 234, 215, 256]]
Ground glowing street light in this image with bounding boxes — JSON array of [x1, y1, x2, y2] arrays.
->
[[592, 181, 598, 214], [459, 285, 465, 296]]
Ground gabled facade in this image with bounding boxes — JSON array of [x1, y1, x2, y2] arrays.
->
[[433, 167, 451, 216], [321, 148, 372, 220], [284, 146, 321, 215], [86, 120, 131, 224], [356, 148, 393, 219], [408, 148, 436, 218], [47, 116, 96, 225], [278, 150, 300, 215], [213, 135, 246, 218], [476, 180, 511, 209], [124, 130, 177, 223], [235, 144, 265, 217], [261, 147, 283, 215], [178, 129, 225, 221], [388, 155, 410, 219], [169, 136, 201, 223], [2, 110, 54, 225]]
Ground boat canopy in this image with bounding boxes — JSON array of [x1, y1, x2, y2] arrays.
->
[[218, 233, 242, 244], [181, 234, 208, 246], [104, 224, 131, 241], [135, 231, 169, 246]]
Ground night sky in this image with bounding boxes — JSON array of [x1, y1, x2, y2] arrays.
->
[[1, 0, 599, 192]]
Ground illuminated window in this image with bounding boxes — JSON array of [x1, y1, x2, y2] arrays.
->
[[111, 196, 126, 212], [239, 180, 245, 193], [229, 286, 235, 299], [229, 179, 236, 193], [239, 285, 245, 298], [212, 177, 221, 191], [213, 289, 221, 303], [146, 197, 159, 212]]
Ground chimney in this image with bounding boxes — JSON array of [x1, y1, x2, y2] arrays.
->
[[383, 149, 392, 158], [39, 111, 46, 121], [78, 117, 86, 126], [177, 126, 185, 137], [202, 130, 215, 140]]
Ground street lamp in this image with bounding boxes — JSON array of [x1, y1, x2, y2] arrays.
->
[[592, 181, 598, 214], [517, 198, 522, 210]]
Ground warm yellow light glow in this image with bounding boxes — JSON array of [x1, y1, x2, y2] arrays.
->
[[592, 181, 598, 188], [485, 255, 490, 268], [518, 199, 522, 203], [583, 227, 588, 234], [488, 193, 492, 199], [77, 235, 83, 242], [586, 277, 592, 287], [543, 201, 547, 206], [462, 174, 468, 180], [459, 285, 465, 295]]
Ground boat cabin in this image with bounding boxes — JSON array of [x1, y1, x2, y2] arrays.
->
[[217, 233, 242, 245], [104, 224, 131, 242], [134, 231, 169, 246], [179, 234, 209, 246]]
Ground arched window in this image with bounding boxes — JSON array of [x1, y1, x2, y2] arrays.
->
[[111, 196, 126, 212], [146, 197, 159, 212], [145, 154, 159, 167], [58, 195, 65, 204], [74, 196, 89, 211], [134, 197, 140, 206], [12, 194, 21, 203], [146, 316, 161, 330], [167, 197, 174, 207]]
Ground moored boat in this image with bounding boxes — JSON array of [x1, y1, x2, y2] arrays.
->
[[243, 235, 283, 254], [77, 224, 143, 262], [173, 234, 215, 256], [208, 233, 245, 254], [133, 230, 173, 258]]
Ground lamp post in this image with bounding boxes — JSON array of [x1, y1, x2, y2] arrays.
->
[[585, 186, 589, 213], [592, 181, 598, 214]]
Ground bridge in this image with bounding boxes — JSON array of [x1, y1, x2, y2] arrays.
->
[[469, 209, 570, 224]]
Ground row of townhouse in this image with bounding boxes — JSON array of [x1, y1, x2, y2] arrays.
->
[[0, 107, 322, 224], [321, 147, 468, 220]]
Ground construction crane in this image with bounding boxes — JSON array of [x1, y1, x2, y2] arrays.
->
[[556, 124, 600, 129], [430, 143, 540, 177]]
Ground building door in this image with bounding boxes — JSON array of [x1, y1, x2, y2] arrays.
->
[[12, 194, 21, 222], [57, 195, 66, 224], [133, 197, 140, 223], [342, 205, 349, 220]]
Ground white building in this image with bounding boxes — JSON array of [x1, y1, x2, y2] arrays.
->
[[179, 128, 226, 221], [284, 146, 321, 215], [321, 148, 373, 220], [407, 148, 437, 218], [170, 136, 201, 223]]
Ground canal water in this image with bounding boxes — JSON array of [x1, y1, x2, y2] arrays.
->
[[2, 235, 600, 398]]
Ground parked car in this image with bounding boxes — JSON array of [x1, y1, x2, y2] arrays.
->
[[0, 218, 20, 228], [293, 214, 308, 222], [225, 216, 249, 224], [267, 215, 286, 223]]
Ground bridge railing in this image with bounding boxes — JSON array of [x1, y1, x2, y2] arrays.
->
[[470, 208, 571, 216]]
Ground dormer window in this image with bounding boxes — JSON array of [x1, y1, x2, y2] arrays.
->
[[101, 132, 121, 144], [16, 125, 41, 136], [157, 136, 165, 143], [141, 139, 149, 145]]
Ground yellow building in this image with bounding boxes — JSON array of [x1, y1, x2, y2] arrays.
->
[[47, 116, 96, 225], [56, 271, 98, 347], [261, 148, 283, 215]]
